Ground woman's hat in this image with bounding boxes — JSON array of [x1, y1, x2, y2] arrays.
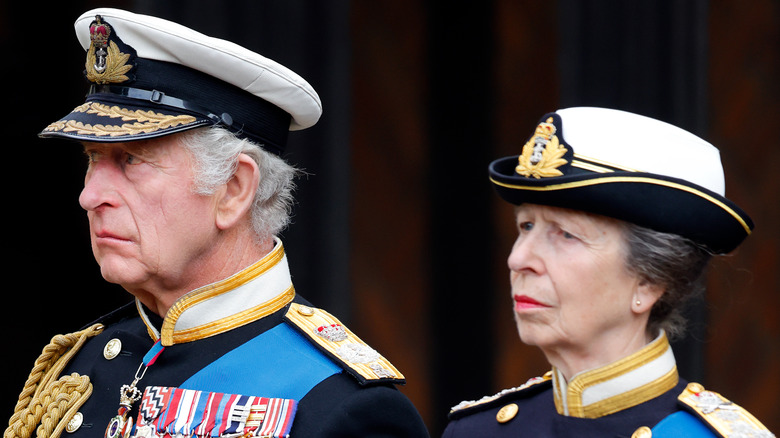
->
[[39, 8, 322, 156], [489, 107, 753, 254]]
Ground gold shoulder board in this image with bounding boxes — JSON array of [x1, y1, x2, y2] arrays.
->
[[450, 372, 553, 413], [678, 382, 774, 437], [284, 302, 405, 384]]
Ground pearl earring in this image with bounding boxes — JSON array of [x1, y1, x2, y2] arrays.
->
[[635, 300, 641, 306]]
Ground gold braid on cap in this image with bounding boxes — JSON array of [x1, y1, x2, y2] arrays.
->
[[4, 324, 103, 438]]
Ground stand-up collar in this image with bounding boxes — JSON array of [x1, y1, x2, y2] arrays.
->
[[552, 331, 678, 418], [138, 238, 295, 346]]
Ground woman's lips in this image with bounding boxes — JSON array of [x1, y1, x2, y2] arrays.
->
[[514, 295, 549, 311]]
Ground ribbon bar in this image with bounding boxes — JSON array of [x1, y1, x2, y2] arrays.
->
[[134, 386, 296, 438]]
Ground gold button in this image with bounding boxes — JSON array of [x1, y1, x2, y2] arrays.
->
[[631, 426, 652, 438], [686, 382, 705, 394], [66, 412, 83, 433], [103, 338, 122, 360], [496, 403, 518, 423], [297, 305, 315, 316]]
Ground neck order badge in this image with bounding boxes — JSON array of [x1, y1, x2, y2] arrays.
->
[[105, 340, 166, 438]]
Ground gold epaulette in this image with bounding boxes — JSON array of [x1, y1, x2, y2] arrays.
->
[[284, 302, 405, 385], [450, 371, 553, 414], [678, 382, 774, 437]]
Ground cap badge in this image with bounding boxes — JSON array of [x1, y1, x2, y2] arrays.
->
[[515, 117, 568, 178], [86, 15, 133, 84]]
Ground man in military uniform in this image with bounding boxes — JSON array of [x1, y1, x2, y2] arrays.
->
[[5, 8, 428, 438]]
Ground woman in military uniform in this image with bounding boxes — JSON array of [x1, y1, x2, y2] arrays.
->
[[442, 107, 774, 437]]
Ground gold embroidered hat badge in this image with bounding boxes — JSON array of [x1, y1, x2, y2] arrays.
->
[[85, 15, 134, 84], [515, 117, 568, 178]]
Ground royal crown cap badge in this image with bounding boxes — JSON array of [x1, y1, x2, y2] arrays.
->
[[86, 15, 134, 84], [515, 116, 568, 179]]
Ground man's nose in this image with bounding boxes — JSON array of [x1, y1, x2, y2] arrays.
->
[[79, 160, 120, 211]]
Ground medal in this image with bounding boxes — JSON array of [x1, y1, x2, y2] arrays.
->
[[105, 382, 142, 438], [105, 340, 165, 438]]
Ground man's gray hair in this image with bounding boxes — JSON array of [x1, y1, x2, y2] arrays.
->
[[622, 223, 713, 340], [178, 126, 299, 241]]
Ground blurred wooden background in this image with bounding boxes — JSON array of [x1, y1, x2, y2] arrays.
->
[[3, 1, 777, 436]]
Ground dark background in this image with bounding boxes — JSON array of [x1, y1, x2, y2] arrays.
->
[[3, 1, 778, 436]]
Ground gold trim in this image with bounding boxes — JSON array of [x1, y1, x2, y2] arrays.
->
[[285, 302, 404, 381], [631, 426, 652, 438], [490, 175, 752, 234], [572, 153, 639, 172], [169, 287, 295, 344], [571, 160, 614, 174], [159, 244, 289, 345], [43, 102, 198, 138], [568, 334, 668, 396], [678, 383, 773, 436], [556, 333, 679, 418], [450, 373, 552, 413], [580, 366, 678, 418]]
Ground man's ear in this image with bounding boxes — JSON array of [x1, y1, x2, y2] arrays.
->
[[215, 153, 260, 231]]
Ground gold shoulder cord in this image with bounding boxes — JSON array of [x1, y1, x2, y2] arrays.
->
[[5, 324, 104, 438]]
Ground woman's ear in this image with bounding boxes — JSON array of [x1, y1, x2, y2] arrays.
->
[[632, 280, 665, 314], [215, 153, 260, 231]]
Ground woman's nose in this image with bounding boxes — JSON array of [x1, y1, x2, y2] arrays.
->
[[507, 232, 544, 275]]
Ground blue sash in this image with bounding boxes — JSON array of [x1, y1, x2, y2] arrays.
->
[[652, 411, 718, 437], [178, 322, 342, 401]]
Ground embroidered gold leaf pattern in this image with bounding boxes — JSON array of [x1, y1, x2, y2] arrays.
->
[[43, 102, 197, 137], [85, 41, 133, 84], [515, 134, 568, 178]]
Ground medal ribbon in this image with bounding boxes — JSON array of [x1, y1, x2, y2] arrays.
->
[[105, 340, 166, 438], [143, 340, 165, 366]]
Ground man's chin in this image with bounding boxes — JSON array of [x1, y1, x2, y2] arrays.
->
[[97, 259, 148, 289]]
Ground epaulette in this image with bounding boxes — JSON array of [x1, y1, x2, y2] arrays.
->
[[448, 372, 552, 419], [284, 302, 405, 386], [677, 382, 774, 437]]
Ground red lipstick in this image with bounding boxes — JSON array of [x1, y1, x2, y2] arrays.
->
[[514, 295, 548, 311]]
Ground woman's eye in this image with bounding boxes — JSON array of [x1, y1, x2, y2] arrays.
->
[[560, 229, 581, 241], [519, 221, 534, 232]]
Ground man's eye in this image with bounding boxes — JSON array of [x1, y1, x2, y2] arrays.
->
[[519, 221, 534, 232], [85, 151, 100, 163]]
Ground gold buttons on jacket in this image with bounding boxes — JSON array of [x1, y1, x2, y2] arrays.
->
[[66, 412, 83, 433], [631, 426, 652, 438], [496, 403, 518, 423], [103, 338, 122, 360]]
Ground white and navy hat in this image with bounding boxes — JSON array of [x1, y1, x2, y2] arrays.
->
[[489, 107, 753, 254], [40, 8, 322, 155]]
